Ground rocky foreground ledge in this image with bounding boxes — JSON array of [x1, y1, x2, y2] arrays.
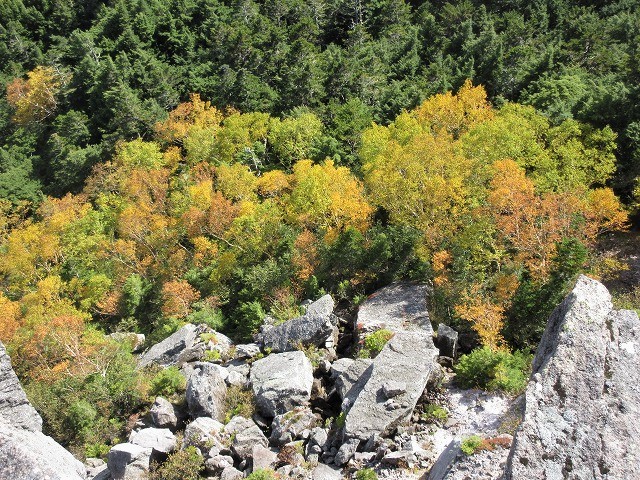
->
[[0, 277, 638, 480]]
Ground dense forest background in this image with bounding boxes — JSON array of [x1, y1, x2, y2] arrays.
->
[[2, 0, 640, 200], [0, 0, 639, 460]]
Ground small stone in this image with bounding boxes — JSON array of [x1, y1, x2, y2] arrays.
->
[[382, 381, 406, 398]]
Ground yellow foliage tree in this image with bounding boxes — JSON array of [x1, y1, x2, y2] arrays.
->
[[6, 66, 69, 125]]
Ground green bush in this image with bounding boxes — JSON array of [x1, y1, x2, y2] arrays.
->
[[455, 347, 532, 394], [150, 366, 186, 397], [461, 435, 484, 455], [358, 329, 394, 358], [224, 386, 255, 423], [422, 404, 448, 423], [246, 469, 277, 480], [356, 468, 379, 480], [148, 446, 203, 480]]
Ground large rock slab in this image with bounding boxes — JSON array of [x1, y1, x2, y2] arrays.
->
[[0, 341, 42, 431], [259, 294, 337, 352], [186, 362, 227, 420], [0, 424, 86, 480], [138, 323, 200, 368], [343, 329, 439, 440], [356, 282, 431, 336], [250, 351, 314, 417], [506, 275, 640, 479]]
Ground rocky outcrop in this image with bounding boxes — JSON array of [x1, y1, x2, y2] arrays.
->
[[0, 342, 42, 431], [250, 351, 314, 417], [342, 283, 440, 441], [506, 275, 640, 479], [0, 341, 85, 480], [343, 329, 440, 440], [138, 323, 201, 368], [259, 294, 338, 352]]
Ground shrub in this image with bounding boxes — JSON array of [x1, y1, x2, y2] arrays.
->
[[224, 385, 255, 423], [150, 366, 186, 397], [148, 446, 203, 480], [421, 404, 448, 423], [356, 468, 379, 480], [246, 469, 277, 480], [358, 329, 394, 358], [461, 435, 484, 455], [454, 347, 532, 394]]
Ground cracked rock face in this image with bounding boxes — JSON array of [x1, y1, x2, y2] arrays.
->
[[506, 275, 640, 480]]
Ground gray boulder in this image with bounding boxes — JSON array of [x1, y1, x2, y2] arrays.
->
[[186, 362, 227, 420], [183, 417, 224, 449], [344, 332, 439, 441], [252, 444, 278, 471], [150, 396, 178, 430], [259, 294, 337, 352], [129, 427, 176, 455], [437, 323, 458, 359], [107, 442, 151, 480], [270, 407, 318, 446], [231, 421, 268, 460], [311, 463, 343, 480], [506, 276, 640, 480], [356, 282, 431, 336], [250, 351, 314, 417], [138, 324, 200, 368], [0, 423, 86, 480], [0, 341, 42, 431]]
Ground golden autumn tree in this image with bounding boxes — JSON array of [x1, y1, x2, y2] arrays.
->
[[287, 159, 373, 239], [6, 66, 69, 125]]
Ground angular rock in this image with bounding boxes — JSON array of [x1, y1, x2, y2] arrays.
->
[[130, 427, 176, 454], [231, 422, 268, 460], [220, 466, 244, 480], [311, 463, 343, 480], [186, 362, 227, 420], [107, 442, 151, 480], [252, 444, 278, 471], [270, 407, 318, 446], [427, 440, 461, 480], [259, 295, 337, 352], [138, 324, 200, 368], [436, 324, 458, 359], [224, 415, 255, 437], [0, 341, 42, 431], [356, 283, 431, 336], [250, 351, 314, 417], [234, 343, 261, 359], [183, 417, 224, 449], [334, 438, 360, 466], [150, 397, 178, 430], [205, 454, 234, 475], [506, 276, 640, 480], [343, 330, 439, 441]]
